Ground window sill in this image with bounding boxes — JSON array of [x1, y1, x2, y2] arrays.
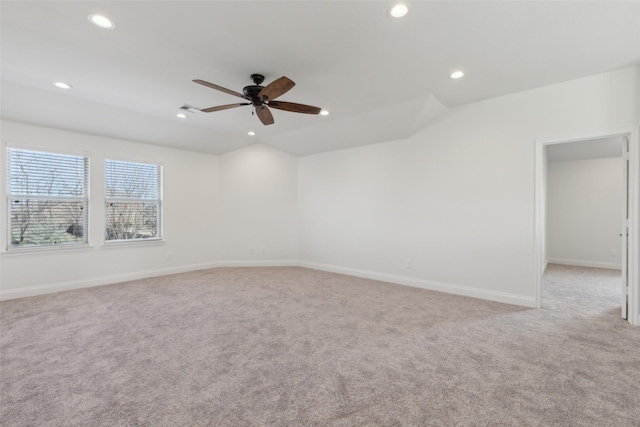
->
[[101, 239, 166, 248], [1, 244, 93, 257]]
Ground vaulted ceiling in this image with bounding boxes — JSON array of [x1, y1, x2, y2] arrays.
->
[[2, 1, 639, 156]]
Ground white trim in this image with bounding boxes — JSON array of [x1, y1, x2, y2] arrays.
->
[[547, 258, 622, 270], [2, 243, 93, 256], [535, 127, 639, 326], [217, 260, 300, 267], [628, 128, 640, 326], [101, 239, 165, 248], [0, 261, 217, 301], [5, 146, 91, 251], [299, 261, 537, 308], [534, 139, 545, 309], [101, 153, 166, 168], [5, 140, 91, 158]]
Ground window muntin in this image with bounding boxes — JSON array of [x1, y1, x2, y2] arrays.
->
[[104, 159, 162, 242], [7, 148, 89, 249]]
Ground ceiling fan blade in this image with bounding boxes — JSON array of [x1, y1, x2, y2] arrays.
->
[[255, 105, 274, 125], [258, 76, 295, 101], [200, 103, 251, 113], [193, 79, 250, 100], [268, 101, 321, 115]]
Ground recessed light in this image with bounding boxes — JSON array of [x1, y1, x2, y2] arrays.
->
[[450, 71, 464, 79], [176, 113, 187, 119], [54, 82, 72, 89], [88, 14, 116, 29], [320, 110, 330, 116], [248, 131, 256, 136], [389, 3, 409, 18]]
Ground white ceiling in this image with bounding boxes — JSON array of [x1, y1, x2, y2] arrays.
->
[[2, 1, 639, 156], [547, 136, 625, 162]]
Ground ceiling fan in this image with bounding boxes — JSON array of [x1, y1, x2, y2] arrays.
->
[[193, 74, 321, 125]]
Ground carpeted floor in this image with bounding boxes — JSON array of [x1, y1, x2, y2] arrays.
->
[[1, 264, 638, 426]]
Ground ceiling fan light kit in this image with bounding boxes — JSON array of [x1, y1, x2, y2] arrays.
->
[[193, 74, 322, 126]]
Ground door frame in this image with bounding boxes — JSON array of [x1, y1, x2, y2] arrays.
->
[[534, 127, 639, 326]]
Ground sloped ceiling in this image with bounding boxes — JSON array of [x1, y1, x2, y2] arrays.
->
[[1, 1, 639, 156]]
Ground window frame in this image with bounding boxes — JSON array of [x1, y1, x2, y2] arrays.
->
[[5, 144, 91, 252], [103, 158, 163, 244]]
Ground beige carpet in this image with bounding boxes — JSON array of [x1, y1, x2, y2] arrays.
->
[[1, 264, 638, 426]]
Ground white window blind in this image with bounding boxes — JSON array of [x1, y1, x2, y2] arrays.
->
[[105, 159, 162, 242], [7, 148, 89, 249]]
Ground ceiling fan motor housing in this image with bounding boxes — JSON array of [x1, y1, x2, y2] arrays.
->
[[242, 85, 265, 102], [243, 73, 267, 104]]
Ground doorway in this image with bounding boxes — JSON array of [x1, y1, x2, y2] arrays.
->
[[534, 128, 639, 326]]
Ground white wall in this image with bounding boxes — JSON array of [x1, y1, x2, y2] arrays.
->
[[0, 121, 219, 299], [1, 67, 638, 308], [298, 66, 639, 307], [218, 143, 298, 264], [546, 157, 622, 269]]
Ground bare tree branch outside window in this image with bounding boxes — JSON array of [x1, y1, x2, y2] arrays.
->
[[7, 148, 88, 248], [104, 159, 162, 241]]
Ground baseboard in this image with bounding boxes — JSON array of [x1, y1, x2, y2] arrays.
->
[[0, 261, 218, 301], [543, 258, 549, 274], [547, 258, 621, 270], [217, 260, 300, 267], [2, 259, 539, 308], [299, 261, 537, 308]]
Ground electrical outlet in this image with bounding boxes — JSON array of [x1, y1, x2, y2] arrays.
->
[[166, 252, 172, 260], [250, 247, 255, 254], [406, 259, 413, 269], [262, 246, 266, 254], [610, 249, 617, 257]]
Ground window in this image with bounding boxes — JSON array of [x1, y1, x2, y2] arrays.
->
[[104, 159, 162, 242], [6, 147, 89, 249]]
